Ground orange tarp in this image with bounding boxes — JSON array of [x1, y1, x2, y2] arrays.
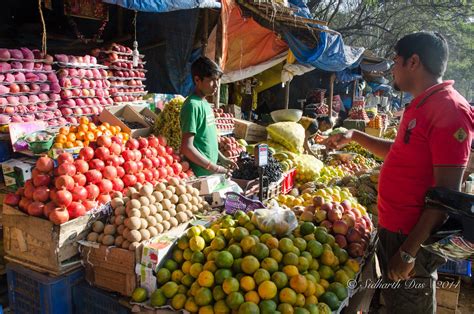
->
[[220, 0, 288, 72]]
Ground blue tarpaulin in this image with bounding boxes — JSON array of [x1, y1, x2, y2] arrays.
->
[[283, 1, 365, 72], [102, 0, 220, 12]]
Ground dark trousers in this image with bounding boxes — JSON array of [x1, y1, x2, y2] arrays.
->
[[376, 228, 447, 314]]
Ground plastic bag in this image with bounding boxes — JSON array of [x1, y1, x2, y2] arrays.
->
[[251, 207, 298, 236], [422, 234, 474, 261], [294, 154, 324, 182], [267, 122, 305, 154]]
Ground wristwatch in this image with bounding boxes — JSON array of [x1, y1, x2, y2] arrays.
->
[[399, 250, 416, 263]]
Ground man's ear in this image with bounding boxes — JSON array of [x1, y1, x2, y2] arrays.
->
[[193, 75, 200, 85], [409, 54, 421, 71]]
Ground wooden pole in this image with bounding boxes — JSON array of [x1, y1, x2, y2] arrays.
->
[[202, 10, 209, 56], [214, 14, 223, 108], [328, 73, 336, 118], [284, 80, 291, 109], [352, 79, 358, 100]]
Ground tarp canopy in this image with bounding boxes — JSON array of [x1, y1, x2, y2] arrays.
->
[[102, 0, 221, 12]]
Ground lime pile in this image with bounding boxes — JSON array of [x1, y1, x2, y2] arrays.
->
[[138, 211, 362, 313]]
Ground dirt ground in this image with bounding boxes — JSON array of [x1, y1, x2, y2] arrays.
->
[[457, 278, 474, 314]]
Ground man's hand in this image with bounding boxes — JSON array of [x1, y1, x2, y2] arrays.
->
[[323, 130, 353, 149], [220, 157, 238, 170], [388, 250, 415, 281]]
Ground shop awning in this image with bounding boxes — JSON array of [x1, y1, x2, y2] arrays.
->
[[102, 0, 221, 12]]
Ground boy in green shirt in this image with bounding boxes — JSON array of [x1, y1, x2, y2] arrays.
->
[[180, 57, 236, 176]]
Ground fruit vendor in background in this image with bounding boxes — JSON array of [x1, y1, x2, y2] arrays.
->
[[325, 32, 473, 313], [180, 57, 236, 177]]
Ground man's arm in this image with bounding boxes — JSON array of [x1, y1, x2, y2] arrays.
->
[[181, 132, 225, 173], [324, 129, 394, 159], [388, 166, 465, 281]]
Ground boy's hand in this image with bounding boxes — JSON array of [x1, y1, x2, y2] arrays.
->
[[323, 130, 353, 149]]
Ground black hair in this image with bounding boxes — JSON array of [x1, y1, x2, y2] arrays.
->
[[191, 56, 223, 81], [394, 31, 448, 77]]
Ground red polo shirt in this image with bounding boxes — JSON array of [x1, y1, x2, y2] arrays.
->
[[378, 81, 473, 234]]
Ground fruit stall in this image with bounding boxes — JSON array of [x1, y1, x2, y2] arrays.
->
[[0, 39, 386, 314]]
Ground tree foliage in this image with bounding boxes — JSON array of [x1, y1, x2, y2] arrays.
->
[[306, 0, 473, 98]]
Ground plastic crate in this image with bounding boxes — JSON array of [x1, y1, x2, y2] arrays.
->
[[281, 168, 296, 194], [438, 260, 471, 277], [7, 262, 84, 314], [72, 281, 129, 314]]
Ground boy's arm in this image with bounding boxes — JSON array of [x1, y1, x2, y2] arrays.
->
[[181, 133, 225, 173]]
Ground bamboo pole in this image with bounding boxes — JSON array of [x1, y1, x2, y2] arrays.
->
[[214, 14, 223, 108], [328, 73, 336, 118]]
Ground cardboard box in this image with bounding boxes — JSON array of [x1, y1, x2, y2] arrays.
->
[[99, 105, 151, 138], [234, 119, 267, 143], [2, 204, 99, 275], [1, 159, 34, 189], [131, 105, 159, 126]]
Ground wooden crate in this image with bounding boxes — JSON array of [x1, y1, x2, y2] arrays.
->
[[436, 274, 461, 311], [234, 119, 267, 143], [82, 245, 139, 297], [2, 204, 98, 275]]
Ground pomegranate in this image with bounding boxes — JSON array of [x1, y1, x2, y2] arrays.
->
[[57, 152, 74, 165], [49, 208, 69, 225], [97, 194, 111, 204], [122, 174, 137, 186], [27, 201, 45, 217], [116, 166, 125, 178], [72, 186, 88, 202], [55, 175, 75, 191], [157, 145, 166, 157], [123, 161, 138, 174], [33, 173, 51, 187], [43, 201, 57, 218], [24, 180, 35, 199], [126, 138, 139, 150], [133, 150, 142, 161], [85, 170, 102, 184], [121, 150, 134, 161], [5, 193, 20, 206], [157, 135, 167, 146], [106, 155, 121, 167], [148, 135, 159, 148], [158, 168, 168, 179], [136, 161, 144, 172], [32, 186, 50, 202], [57, 162, 76, 176], [152, 168, 160, 180], [136, 172, 145, 184], [19, 197, 32, 212], [56, 190, 73, 207], [109, 142, 122, 155], [36, 156, 54, 172], [79, 147, 94, 161], [73, 173, 87, 186], [97, 135, 112, 148], [89, 159, 105, 171], [98, 179, 113, 194], [85, 184, 100, 200], [166, 146, 174, 156], [74, 159, 89, 173], [67, 202, 86, 219], [142, 158, 153, 169], [102, 166, 117, 180], [137, 137, 148, 149], [94, 147, 110, 160], [82, 200, 97, 211], [111, 178, 124, 191]]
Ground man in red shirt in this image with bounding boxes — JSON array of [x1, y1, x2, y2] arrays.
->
[[326, 32, 473, 313]]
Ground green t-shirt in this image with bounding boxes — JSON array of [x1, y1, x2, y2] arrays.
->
[[180, 95, 219, 177]]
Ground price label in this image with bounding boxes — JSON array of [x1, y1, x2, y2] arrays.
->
[[254, 144, 268, 167]]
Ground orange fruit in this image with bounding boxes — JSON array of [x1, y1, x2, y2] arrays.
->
[[98, 125, 107, 132], [59, 127, 69, 135], [88, 123, 97, 130], [83, 140, 90, 147], [53, 143, 63, 148], [76, 131, 85, 141], [95, 130, 103, 138], [115, 125, 121, 133], [85, 132, 95, 142], [65, 141, 74, 148], [56, 134, 67, 144], [67, 133, 76, 142], [104, 130, 113, 136], [102, 122, 110, 129], [69, 126, 77, 133], [78, 124, 88, 133], [74, 140, 84, 147], [79, 116, 89, 124]]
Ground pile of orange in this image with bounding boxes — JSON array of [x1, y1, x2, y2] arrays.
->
[[53, 117, 130, 149]]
